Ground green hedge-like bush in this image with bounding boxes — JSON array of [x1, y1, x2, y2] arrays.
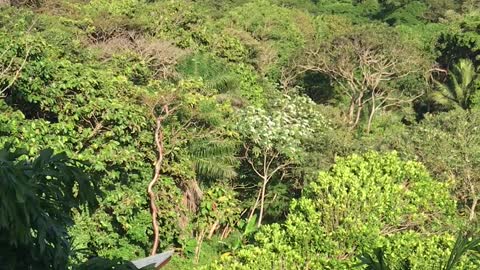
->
[[209, 152, 468, 269]]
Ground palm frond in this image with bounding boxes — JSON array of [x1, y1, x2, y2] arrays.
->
[[194, 157, 237, 180], [442, 232, 480, 270], [450, 74, 462, 102], [431, 82, 459, 108], [457, 59, 475, 90], [357, 248, 394, 270], [431, 58, 478, 110], [189, 139, 237, 158], [457, 59, 476, 104], [205, 73, 240, 94], [176, 53, 226, 80], [188, 139, 239, 180]]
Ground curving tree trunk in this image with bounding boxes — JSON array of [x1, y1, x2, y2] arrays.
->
[[147, 105, 169, 255]]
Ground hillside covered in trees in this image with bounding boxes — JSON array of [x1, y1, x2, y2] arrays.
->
[[0, 0, 479, 269]]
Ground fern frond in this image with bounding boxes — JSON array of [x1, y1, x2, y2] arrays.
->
[[188, 139, 239, 180], [205, 73, 240, 93], [189, 139, 238, 158], [194, 157, 237, 180], [176, 53, 226, 80]]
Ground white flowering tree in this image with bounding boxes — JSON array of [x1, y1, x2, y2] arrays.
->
[[237, 94, 328, 226]]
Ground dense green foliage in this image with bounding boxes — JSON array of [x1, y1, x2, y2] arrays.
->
[[209, 152, 468, 269], [0, 147, 96, 269], [0, 0, 479, 269], [358, 232, 480, 270]]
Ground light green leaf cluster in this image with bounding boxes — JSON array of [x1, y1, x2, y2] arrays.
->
[[85, 0, 143, 17]]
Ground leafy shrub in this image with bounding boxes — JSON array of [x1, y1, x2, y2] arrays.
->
[[209, 152, 463, 269]]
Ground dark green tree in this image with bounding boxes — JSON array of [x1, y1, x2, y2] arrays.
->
[[0, 147, 96, 270]]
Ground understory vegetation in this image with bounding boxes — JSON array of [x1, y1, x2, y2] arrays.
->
[[0, 0, 479, 269]]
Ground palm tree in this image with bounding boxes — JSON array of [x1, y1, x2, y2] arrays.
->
[[431, 59, 478, 110]]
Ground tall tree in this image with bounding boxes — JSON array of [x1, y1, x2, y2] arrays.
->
[[237, 94, 328, 226], [298, 25, 430, 132]]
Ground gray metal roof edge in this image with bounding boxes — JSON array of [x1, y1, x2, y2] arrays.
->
[[131, 250, 175, 269]]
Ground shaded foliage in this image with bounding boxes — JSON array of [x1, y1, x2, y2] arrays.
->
[[0, 146, 96, 270]]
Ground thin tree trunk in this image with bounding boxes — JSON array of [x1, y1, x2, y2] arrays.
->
[[220, 225, 229, 240], [247, 188, 262, 223], [194, 228, 207, 263], [351, 92, 364, 130], [352, 106, 362, 129], [366, 109, 375, 133], [347, 98, 356, 124], [223, 226, 233, 240], [470, 197, 478, 221], [207, 220, 219, 239], [257, 176, 268, 227], [366, 94, 376, 133], [467, 175, 477, 221], [351, 105, 363, 130], [147, 109, 167, 256]]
